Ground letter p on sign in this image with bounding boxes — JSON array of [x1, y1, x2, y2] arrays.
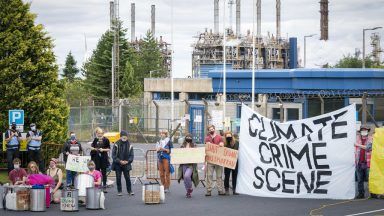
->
[[9, 110, 24, 125]]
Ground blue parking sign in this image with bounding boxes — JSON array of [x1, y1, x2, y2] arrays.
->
[[9, 110, 24, 125]]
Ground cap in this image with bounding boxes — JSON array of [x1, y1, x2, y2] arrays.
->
[[120, 130, 128, 137]]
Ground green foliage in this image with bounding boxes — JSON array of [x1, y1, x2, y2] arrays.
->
[[83, 23, 135, 100], [136, 30, 167, 81], [62, 51, 79, 81], [0, 0, 69, 143], [334, 55, 375, 68], [62, 79, 90, 107], [120, 61, 142, 98]]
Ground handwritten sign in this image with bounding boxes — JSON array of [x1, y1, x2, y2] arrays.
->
[[61, 197, 76, 211], [171, 147, 206, 164], [65, 155, 91, 172], [205, 143, 238, 169]]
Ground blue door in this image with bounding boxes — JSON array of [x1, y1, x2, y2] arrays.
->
[[189, 105, 205, 144]]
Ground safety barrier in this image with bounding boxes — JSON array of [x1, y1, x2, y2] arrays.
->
[[130, 148, 145, 184], [145, 149, 206, 187]]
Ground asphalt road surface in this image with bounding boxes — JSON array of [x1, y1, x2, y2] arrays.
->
[[3, 178, 384, 215]]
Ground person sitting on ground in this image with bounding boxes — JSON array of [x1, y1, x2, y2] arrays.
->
[[177, 134, 199, 198], [46, 158, 63, 204], [85, 160, 102, 188], [8, 158, 27, 185]]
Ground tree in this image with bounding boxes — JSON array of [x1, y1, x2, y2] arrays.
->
[[136, 30, 166, 81], [120, 61, 142, 98], [83, 23, 136, 100], [62, 51, 79, 81], [0, 0, 69, 143], [334, 55, 375, 68]]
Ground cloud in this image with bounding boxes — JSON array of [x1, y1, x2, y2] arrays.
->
[[27, 0, 384, 77]]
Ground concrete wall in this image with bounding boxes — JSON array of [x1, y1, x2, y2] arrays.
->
[[144, 78, 213, 93]]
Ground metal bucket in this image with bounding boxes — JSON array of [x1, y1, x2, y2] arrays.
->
[[86, 187, 101, 210], [30, 188, 46, 212], [60, 189, 79, 212], [0, 186, 4, 209], [75, 174, 94, 197]]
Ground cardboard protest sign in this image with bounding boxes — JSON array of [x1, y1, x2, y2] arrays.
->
[[205, 143, 238, 169], [65, 155, 91, 172], [237, 104, 356, 199], [171, 147, 206, 164]]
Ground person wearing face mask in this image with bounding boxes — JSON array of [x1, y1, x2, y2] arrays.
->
[[62, 132, 83, 187], [46, 158, 63, 203], [90, 127, 110, 193], [204, 125, 225, 196], [27, 123, 43, 172], [355, 126, 373, 199], [112, 131, 134, 196], [224, 131, 239, 195], [5, 122, 22, 173], [8, 158, 27, 185], [156, 130, 174, 193], [177, 134, 199, 198], [85, 160, 102, 188]]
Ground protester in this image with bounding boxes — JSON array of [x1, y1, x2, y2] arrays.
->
[[355, 126, 373, 199], [5, 122, 22, 173], [205, 125, 225, 196], [8, 158, 27, 185], [156, 129, 173, 193], [27, 123, 43, 172], [90, 127, 110, 193], [112, 131, 134, 196], [85, 160, 102, 188], [27, 161, 41, 175], [46, 158, 63, 203], [177, 134, 199, 198], [224, 131, 239, 195], [62, 132, 83, 187]]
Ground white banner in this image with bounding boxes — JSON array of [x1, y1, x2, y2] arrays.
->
[[237, 104, 356, 199], [65, 155, 91, 172]]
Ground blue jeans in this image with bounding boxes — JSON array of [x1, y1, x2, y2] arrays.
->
[[66, 170, 77, 186], [356, 164, 369, 196]]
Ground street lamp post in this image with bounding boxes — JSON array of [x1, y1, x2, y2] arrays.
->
[[363, 26, 382, 68], [303, 34, 316, 68]]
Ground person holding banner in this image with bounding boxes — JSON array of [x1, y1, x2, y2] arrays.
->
[[224, 131, 239, 195], [62, 132, 83, 187], [205, 125, 225, 196], [156, 130, 174, 193], [177, 134, 199, 198], [355, 126, 373, 199], [90, 127, 110, 193], [5, 122, 22, 173], [112, 131, 134, 196]]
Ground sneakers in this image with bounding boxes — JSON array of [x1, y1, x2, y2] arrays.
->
[[164, 189, 169, 193], [117, 192, 123, 196], [186, 188, 193, 198], [218, 191, 226, 196], [205, 191, 211, 196], [128, 191, 135, 196]]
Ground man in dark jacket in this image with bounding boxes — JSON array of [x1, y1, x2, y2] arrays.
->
[[112, 130, 134, 196]]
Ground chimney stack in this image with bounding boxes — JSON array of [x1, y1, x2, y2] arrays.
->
[[131, 3, 135, 42], [257, 0, 261, 37], [151, 5, 155, 36], [236, 0, 240, 37], [214, 0, 219, 34], [110, 1, 114, 30], [276, 0, 281, 40]]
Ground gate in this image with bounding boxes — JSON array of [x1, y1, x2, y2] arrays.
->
[[189, 105, 205, 144]]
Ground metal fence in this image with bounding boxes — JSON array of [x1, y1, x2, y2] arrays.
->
[[145, 149, 206, 186]]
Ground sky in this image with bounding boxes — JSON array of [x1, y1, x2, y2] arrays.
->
[[27, 0, 384, 78]]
